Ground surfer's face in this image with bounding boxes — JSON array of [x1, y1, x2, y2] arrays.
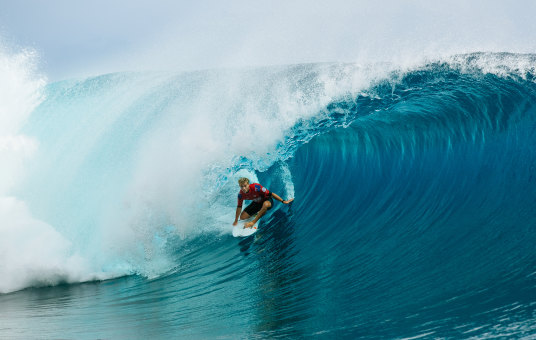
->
[[240, 183, 249, 193]]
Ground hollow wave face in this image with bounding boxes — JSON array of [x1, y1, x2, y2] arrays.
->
[[283, 58, 536, 336]]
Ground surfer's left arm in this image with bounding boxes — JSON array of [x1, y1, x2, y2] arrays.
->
[[271, 192, 294, 204]]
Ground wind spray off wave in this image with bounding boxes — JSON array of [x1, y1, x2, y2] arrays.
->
[[4, 59, 383, 293], [0, 45, 114, 293]]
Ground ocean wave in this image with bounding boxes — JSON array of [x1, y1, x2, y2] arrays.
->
[[1, 51, 535, 310]]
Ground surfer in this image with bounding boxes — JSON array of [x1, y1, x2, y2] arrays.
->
[[233, 177, 294, 228]]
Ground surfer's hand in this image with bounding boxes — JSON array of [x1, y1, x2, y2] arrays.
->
[[233, 221, 238, 226], [245, 222, 254, 228], [283, 198, 294, 204]]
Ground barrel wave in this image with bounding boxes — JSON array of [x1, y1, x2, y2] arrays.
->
[[1, 52, 536, 339], [282, 57, 536, 337]]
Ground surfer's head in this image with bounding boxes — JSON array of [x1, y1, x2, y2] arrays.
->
[[238, 177, 250, 193]]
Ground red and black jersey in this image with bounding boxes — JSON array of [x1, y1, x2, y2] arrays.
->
[[237, 183, 271, 207]]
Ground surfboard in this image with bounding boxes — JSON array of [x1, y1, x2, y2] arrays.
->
[[232, 216, 259, 237]]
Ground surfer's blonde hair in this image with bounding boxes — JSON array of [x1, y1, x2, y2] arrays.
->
[[238, 177, 250, 185]]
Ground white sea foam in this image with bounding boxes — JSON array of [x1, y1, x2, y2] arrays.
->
[[0, 43, 115, 293], [0, 60, 369, 292]]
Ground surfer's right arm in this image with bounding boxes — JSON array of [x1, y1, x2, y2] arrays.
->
[[234, 193, 244, 225], [233, 206, 242, 226]]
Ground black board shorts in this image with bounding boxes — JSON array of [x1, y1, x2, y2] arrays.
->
[[244, 197, 274, 216]]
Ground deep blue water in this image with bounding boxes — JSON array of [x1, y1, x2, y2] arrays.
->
[[1, 53, 536, 339]]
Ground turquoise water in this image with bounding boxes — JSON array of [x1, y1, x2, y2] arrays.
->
[[1, 53, 536, 339]]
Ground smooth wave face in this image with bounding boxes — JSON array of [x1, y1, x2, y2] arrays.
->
[[1, 53, 536, 339], [284, 60, 536, 337]]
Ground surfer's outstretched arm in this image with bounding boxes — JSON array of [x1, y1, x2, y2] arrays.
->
[[244, 193, 294, 228], [271, 193, 294, 204]]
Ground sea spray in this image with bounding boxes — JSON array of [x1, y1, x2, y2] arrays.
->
[[0, 44, 115, 293], [10, 63, 383, 290]]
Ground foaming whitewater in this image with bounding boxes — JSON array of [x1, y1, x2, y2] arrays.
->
[[0, 46, 112, 293], [1, 50, 536, 338]]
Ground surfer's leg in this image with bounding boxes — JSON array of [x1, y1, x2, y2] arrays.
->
[[240, 202, 261, 220], [253, 199, 272, 221], [244, 200, 272, 228]]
